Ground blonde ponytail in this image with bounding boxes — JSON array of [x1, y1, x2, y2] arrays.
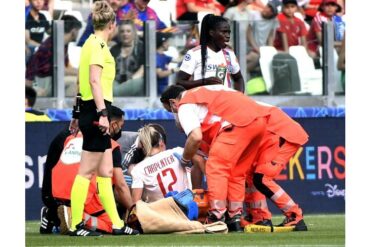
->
[[138, 125, 163, 157]]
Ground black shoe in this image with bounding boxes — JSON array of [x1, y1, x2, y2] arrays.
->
[[112, 225, 140, 235], [39, 206, 53, 234], [293, 219, 308, 231], [204, 212, 225, 224], [277, 213, 308, 231], [255, 219, 273, 227], [69, 222, 103, 237], [226, 214, 243, 233]]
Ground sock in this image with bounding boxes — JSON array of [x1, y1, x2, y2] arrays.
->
[[96, 176, 124, 228], [70, 175, 90, 231]]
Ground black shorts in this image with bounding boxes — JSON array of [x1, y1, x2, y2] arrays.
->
[[79, 99, 112, 152]]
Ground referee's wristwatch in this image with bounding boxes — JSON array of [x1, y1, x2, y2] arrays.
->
[[97, 108, 108, 117]]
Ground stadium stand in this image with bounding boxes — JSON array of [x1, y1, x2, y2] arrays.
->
[[289, 45, 323, 95], [259, 45, 278, 93]]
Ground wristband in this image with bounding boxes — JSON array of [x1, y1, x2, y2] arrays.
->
[[72, 106, 80, 119], [72, 93, 81, 119], [97, 108, 109, 117], [181, 157, 191, 164]]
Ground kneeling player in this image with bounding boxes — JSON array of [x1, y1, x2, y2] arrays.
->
[[40, 106, 138, 235]]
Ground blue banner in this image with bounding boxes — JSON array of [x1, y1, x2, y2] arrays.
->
[[45, 107, 346, 121], [25, 117, 345, 220], [270, 118, 345, 214]]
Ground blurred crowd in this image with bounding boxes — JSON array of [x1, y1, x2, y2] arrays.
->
[[25, 0, 345, 98]]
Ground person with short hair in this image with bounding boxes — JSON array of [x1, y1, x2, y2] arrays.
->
[[223, 0, 252, 22], [156, 32, 180, 95], [242, 104, 309, 231], [26, 14, 82, 97], [68, 1, 138, 237], [40, 106, 134, 235], [25, 86, 51, 122], [273, 0, 309, 52], [246, 1, 280, 73], [160, 84, 271, 232]]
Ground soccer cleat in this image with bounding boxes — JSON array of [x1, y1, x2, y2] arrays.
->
[[69, 222, 102, 237], [57, 205, 72, 235], [39, 206, 54, 234], [112, 225, 140, 235], [277, 213, 308, 231], [226, 214, 243, 233]]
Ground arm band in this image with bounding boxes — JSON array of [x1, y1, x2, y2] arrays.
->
[[181, 157, 191, 163]]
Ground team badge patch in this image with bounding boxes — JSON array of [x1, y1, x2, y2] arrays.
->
[[184, 54, 191, 61]]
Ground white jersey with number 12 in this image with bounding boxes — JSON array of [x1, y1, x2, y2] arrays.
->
[[131, 147, 191, 203]]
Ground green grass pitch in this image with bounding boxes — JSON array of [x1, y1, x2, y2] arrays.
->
[[26, 214, 344, 246]]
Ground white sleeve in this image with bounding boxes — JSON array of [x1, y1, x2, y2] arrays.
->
[[179, 49, 196, 75], [229, 50, 240, 74], [172, 147, 184, 155], [178, 104, 201, 136], [223, 9, 232, 20], [131, 168, 144, 189]]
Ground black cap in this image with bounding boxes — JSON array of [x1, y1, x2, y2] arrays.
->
[[282, 0, 298, 5], [156, 32, 172, 48]]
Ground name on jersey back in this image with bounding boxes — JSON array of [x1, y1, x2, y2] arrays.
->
[[144, 155, 175, 175]]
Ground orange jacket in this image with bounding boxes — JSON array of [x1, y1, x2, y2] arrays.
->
[[266, 107, 309, 145], [180, 86, 271, 127], [179, 86, 271, 145]]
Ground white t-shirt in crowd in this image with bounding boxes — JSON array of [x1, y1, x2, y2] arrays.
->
[[131, 147, 191, 203], [179, 46, 240, 87], [248, 10, 279, 51]]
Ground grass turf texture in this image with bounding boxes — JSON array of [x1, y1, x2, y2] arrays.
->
[[26, 214, 344, 246]]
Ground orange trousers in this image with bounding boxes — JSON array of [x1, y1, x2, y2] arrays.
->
[[245, 132, 303, 222], [84, 211, 112, 233], [206, 117, 267, 219]]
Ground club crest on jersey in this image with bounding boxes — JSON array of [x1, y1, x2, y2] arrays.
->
[[184, 54, 191, 61]]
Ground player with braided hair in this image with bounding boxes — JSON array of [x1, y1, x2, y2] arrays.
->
[[176, 14, 245, 93]]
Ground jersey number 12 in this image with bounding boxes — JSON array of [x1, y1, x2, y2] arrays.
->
[[156, 168, 178, 196]]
